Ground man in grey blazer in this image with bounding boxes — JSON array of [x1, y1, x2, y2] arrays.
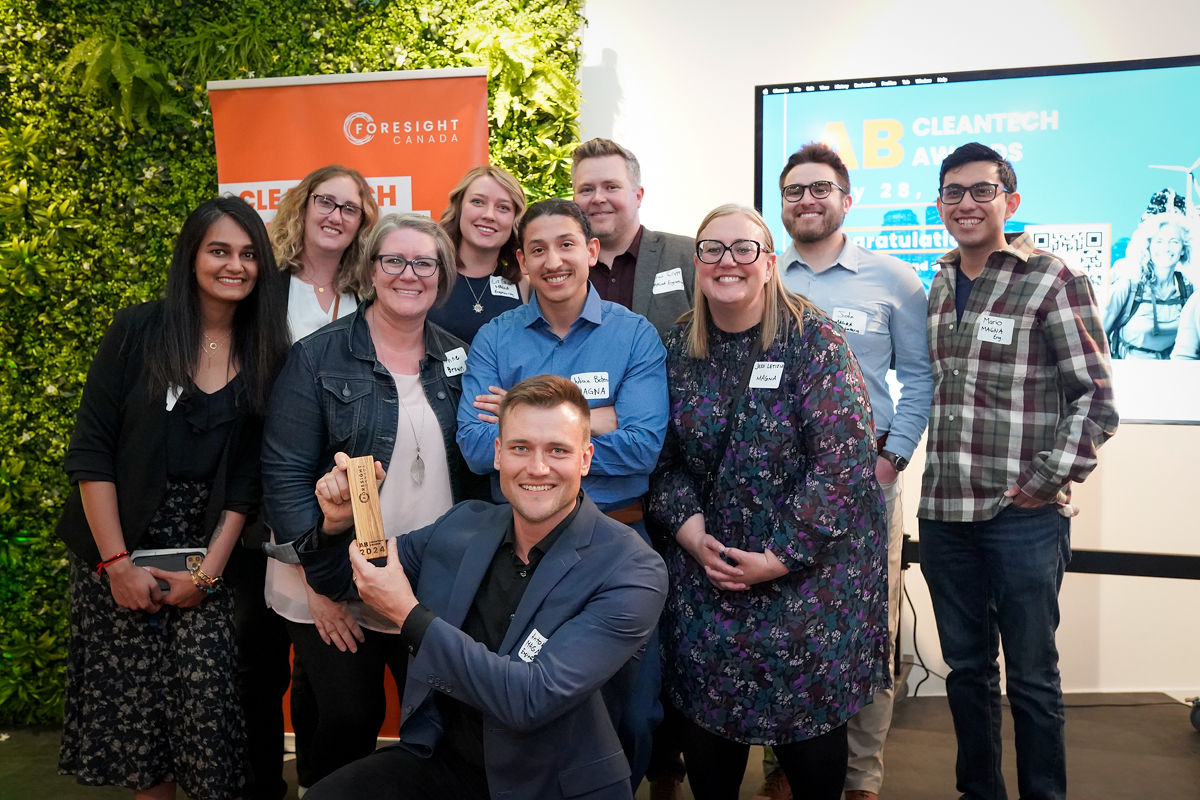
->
[[572, 138, 695, 338]]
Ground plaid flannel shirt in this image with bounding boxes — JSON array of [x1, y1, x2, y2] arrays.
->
[[919, 233, 1119, 522]]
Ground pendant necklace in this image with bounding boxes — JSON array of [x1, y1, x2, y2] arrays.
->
[[462, 274, 487, 314], [203, 331, 228, 354], [398, 391, 426, 485]]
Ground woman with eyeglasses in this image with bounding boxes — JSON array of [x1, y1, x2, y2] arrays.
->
[[1104, 211, 1196, 359], [228, 165, 379, 797], [57, 197, 290, 800], [261, 213, 488, 784], [427, 165, 529, 343], [646, 205, 889, 800]]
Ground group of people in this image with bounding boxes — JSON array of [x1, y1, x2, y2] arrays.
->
[[56, 137, 1118, 800]]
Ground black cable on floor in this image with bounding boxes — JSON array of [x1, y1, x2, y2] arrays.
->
[[903, 581, 946, 697]]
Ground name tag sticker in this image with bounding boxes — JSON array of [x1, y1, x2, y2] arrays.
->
[[570, 371, 610, 399], [831, 307, 867, 335], [651, 268, 685, 295], [518, 628, 547, 663], [489, 276, 519, 299], [443, 347, 467, 377], [166, 384, 183, 411], [748, 361, 784, 389], [976, 314, 1014, 345]]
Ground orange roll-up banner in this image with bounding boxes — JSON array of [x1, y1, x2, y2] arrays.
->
[[208, 67, 489, 222]]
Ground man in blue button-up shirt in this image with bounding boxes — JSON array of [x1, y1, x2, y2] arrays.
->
[[456, 197, 668, 790], [778, 142, 933, 800]]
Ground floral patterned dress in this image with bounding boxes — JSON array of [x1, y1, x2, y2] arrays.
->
[[647, 309, 889, 745]]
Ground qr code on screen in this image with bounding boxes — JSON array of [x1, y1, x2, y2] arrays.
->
[[1026, 223, 1111, 298]]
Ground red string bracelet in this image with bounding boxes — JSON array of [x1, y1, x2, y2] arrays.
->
[[96, 551, 131, 575]]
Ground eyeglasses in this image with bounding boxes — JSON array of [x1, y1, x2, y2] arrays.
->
[[938, 182, 1007, 204], [375, 255, 440, 277], [310, 192, 363, 220], [696, 239, 764, 265], [781, 181, 847, 203]]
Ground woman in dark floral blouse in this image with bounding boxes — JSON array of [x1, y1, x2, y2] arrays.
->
[[646, 204, 889, 800]]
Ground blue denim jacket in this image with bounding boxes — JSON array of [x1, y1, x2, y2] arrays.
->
[[261, 301, 487, 555]]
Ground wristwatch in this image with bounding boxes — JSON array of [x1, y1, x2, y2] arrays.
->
[[880, 449, 909, 472]]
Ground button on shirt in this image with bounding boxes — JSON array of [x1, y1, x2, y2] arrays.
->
[[780, 238, 932, 461], [456, 286, 668, 504], [920, 233, 1119, 522]]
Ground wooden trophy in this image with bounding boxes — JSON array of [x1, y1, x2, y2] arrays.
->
[[346, 455, 387, 560]]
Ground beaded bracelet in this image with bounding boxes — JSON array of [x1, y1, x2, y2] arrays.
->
[[189, 566, 222, 594], [95, 551, 131, 575]]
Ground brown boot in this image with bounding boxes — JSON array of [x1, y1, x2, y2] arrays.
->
[[751, 767, 792, 800], [843, 791, 880, 800]]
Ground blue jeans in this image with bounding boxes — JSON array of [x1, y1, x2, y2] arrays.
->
[[919, 505, 1070, 800]]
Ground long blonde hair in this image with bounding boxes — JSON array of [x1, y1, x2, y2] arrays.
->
[[438, 165, 527, 284], [683, 203, 817, 359], [269, 164, 379, 296]]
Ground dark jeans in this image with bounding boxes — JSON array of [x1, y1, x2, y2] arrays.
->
[[227, 547, 294, 800], [285, 619, 410, 786], [305, 742, 488, 800], [679, 718, 848, 800], [920, 505, 1071, 800]]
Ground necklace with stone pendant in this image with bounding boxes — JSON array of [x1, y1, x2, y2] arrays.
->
[[462, 274, 487, 314], [398, 392, 425, 485]]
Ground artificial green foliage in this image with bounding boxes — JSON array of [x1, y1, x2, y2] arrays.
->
[[0, 0, 583, 725]]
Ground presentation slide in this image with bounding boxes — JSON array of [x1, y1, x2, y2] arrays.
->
[[755, 56, 1200, 423]]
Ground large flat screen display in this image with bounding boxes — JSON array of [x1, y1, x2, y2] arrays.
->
[[755, 56, 1200, 423]]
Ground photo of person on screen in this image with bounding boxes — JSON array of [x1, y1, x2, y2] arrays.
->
[[1103, 207, 1196, 359]]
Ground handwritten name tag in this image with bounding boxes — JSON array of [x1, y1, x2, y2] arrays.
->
[[518, 628, 547, 663], [831, 307, 867, 335], [652, 268, 685, 295], [489, 276, 519, 299], [976, 314, 1014, 345], [443, 347, 467, 377], [748, 361, 784, 389], [571, 371, 611, 399]]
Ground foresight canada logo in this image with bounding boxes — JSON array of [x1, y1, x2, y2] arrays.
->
[[343, 111, 461, 146]]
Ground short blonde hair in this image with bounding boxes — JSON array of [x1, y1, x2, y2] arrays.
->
[[683, 204, 817, 359], [359, 214, 458, 305], [269, 165, 379, 296]]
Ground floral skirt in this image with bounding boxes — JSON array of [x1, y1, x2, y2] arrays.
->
[[59, 480, 246, 800]]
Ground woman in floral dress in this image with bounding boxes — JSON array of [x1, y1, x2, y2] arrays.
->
[[647, 204, 889, 800]]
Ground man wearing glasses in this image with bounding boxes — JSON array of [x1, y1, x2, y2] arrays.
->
[[920, 142, 1118, 800], [772, 142, 931, 800]]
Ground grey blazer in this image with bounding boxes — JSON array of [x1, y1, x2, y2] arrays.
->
[[630, 228, 695, 338]]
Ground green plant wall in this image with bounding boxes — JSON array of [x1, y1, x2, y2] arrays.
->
[[0, 0, 583, 725]]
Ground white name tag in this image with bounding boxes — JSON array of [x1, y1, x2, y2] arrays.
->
[[748, 361, 784, 389], [166, 384, 183, 411], [518, 628, 547, 663], [443, 347, 467, 377], [651, 267, 685, 295], [489, 276, 519, 299], [570, 371, 611, 399], [831, 307, 867, 335], [976, 314, 1014, 345]]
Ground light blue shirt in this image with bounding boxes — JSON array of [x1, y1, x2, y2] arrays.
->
[[456, 285, 668, 504], [781, 237, 932, 460]]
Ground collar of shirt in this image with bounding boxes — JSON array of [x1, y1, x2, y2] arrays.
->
[[780, 234, 857, 276], [935, 232, 1034, 274], [523, 284, 605, 333], [500, 489, 583, 565]]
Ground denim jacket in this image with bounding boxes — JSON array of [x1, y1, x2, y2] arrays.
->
[[261, 301, 487, 558]]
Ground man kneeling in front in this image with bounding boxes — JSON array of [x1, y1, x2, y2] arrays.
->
[[297, 374, 668, 800]]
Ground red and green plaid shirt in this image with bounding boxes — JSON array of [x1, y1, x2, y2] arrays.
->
[[919, 233, 1119, 522]]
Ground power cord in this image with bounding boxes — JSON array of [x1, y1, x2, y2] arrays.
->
[[902, 580, 945, 697]]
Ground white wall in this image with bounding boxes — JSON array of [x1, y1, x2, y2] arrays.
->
[[580, 0, 1200, 696]]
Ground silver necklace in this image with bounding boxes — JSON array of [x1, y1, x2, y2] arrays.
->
[[397, 391, 426, 485], [462, 274, 487, 314]]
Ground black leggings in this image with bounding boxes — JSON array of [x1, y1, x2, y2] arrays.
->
[[679, 717, 848, 800]]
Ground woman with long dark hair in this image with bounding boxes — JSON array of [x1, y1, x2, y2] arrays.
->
[[426, 164, 528, 342], [57, 197, 290, 800]]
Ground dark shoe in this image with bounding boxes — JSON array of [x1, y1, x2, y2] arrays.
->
[[752, 767, 792, 800], [649, 777, 683, 800], [844, 791, 880, 800]]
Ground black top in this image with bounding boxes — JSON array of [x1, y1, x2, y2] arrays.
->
[[426, 272, 522, 344], [400, 495, 584, 779], [168, 376, 246, 480]]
